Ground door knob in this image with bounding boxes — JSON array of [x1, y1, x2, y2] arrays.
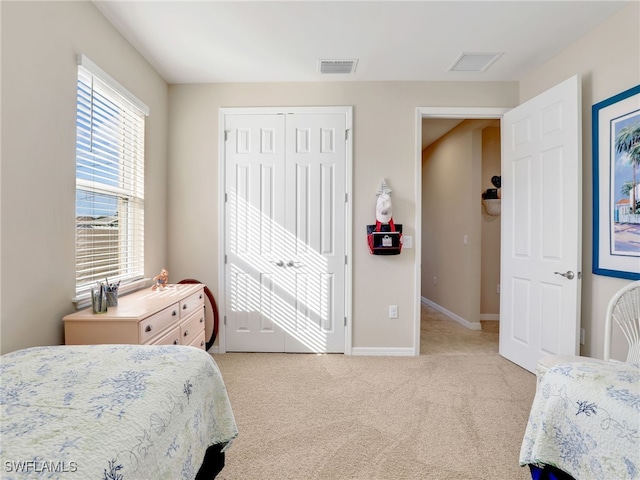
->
[[270, 260, 284, 267], [554, 271, 575, 280], [287, 260, 302, 268]]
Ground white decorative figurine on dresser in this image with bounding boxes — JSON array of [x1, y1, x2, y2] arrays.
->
[[64, 284, 207, 349]]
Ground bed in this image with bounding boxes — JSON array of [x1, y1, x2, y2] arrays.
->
[[520, 360, 639, 480], [0, 344, 238, 479]]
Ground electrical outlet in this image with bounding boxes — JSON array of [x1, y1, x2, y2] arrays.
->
[[433, 276, 437, 286], [389, 305, 398, 319], [580, 328, 585, 345], [403, 236, 413, 248]]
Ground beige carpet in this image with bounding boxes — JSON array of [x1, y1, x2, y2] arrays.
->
[[212, 305, 536, 480]]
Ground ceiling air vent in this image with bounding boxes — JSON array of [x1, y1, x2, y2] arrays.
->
[[319, 59, 358, 75], [447, 52, 503, 72]]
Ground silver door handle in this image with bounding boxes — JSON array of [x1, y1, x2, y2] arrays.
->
[[270, 260, 284, 267], [554, 271, 575, 280], [287, 260, 302, 268]]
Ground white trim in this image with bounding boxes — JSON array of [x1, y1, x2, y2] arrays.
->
[[417, 107, 509, 119], [344, 107, 354, 355], [217, 109, 227, 354], [415, 107, 510, 352], [76, 54, 150, 116], [351, 347, 415, 357], [218, 106, 353, 355], [413, 109, 423, 356], [421, 296, 482, 331]]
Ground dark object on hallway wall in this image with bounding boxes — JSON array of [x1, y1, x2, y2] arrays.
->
[[482, 188, 499, 200]]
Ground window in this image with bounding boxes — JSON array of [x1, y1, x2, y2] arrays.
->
[[75, 55, 149, 299]]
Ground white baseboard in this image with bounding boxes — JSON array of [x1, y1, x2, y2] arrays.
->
[[351, 347, 416, 356], [209, 345, 416, 356], [421, 297, 482, 330]]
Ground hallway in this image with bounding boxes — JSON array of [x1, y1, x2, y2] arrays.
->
[[420, 303, 499, 355]]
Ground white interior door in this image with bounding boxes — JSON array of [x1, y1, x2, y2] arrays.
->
[[500, 75, 582, 373], [223, 109, 349, 353]]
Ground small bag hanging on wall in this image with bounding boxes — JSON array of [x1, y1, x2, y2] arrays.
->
[[367, 219, 403, 255]]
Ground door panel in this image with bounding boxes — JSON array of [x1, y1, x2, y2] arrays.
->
[[500, 75, 582, 373], [284, 113, 346, 353], [225, 114, 287, 352]]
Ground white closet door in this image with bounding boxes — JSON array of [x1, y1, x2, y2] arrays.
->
[[224, 110, 348, 353]]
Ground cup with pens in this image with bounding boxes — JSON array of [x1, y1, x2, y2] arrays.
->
[[105, 279, 120, 307]]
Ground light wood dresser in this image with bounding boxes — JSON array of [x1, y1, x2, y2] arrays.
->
[[63, 284, 206, 350]]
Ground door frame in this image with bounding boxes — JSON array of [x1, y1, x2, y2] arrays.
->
[[216, 106, 354, 354], [413, 107, 510, 355]]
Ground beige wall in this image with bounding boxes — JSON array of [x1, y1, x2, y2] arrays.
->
[[480, 126, 501, 316], [168, 83, 518, 350], [2, 1, 636, 358], [519, 2, 640, 360], [0, 1, 169, 354], [421, 120, 499, 325]]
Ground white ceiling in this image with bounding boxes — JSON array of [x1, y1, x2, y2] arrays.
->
[[94, 1, 630, 85]]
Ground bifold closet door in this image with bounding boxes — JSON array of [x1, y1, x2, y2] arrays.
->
[[224, 111, 347, 353]]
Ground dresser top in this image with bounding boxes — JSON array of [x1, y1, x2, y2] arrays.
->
[[63, 284, 203, 322]]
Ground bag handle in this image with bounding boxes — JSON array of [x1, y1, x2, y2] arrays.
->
[[376, 219, 396, 232]]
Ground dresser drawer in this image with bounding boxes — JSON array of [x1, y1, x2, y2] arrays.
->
[[139, 303, 179, 343], [180, 306, 205, 346], [180, 289, 205, 319], [188, 331, 207, 350], [151, 325, 181, 346]]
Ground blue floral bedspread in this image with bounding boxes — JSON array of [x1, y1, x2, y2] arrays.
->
[[520, 360, 640, 480], [0, 344, 238, 479]]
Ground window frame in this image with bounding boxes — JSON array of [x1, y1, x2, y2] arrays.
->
[[74, 55, 149, 305]]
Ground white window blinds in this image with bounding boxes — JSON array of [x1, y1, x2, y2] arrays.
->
[[75, 55, 148, 298]]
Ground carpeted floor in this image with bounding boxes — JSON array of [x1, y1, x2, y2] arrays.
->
[[212, 304, 536, 480]]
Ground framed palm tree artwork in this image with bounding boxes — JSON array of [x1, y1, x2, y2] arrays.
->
[[592, 84, 640, 280]]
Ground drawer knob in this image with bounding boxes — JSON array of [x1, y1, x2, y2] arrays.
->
[[145, 325, 152, 332], [199, 294, 203, 299], [184, 330, 189, 337], [200, 341, 205, 347], [183, 304, 188, 310], [200, 317, 204, 323], [173, 340, 179, 345], [172, 310, 177, 316]]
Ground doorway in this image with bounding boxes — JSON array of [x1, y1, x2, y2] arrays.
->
[[413, 107, 509, 354], [416, 76, 583, 372], [420, 118, 502, 351]]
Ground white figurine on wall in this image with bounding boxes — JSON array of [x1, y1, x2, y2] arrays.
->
[[376, 179, 393, 223]]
